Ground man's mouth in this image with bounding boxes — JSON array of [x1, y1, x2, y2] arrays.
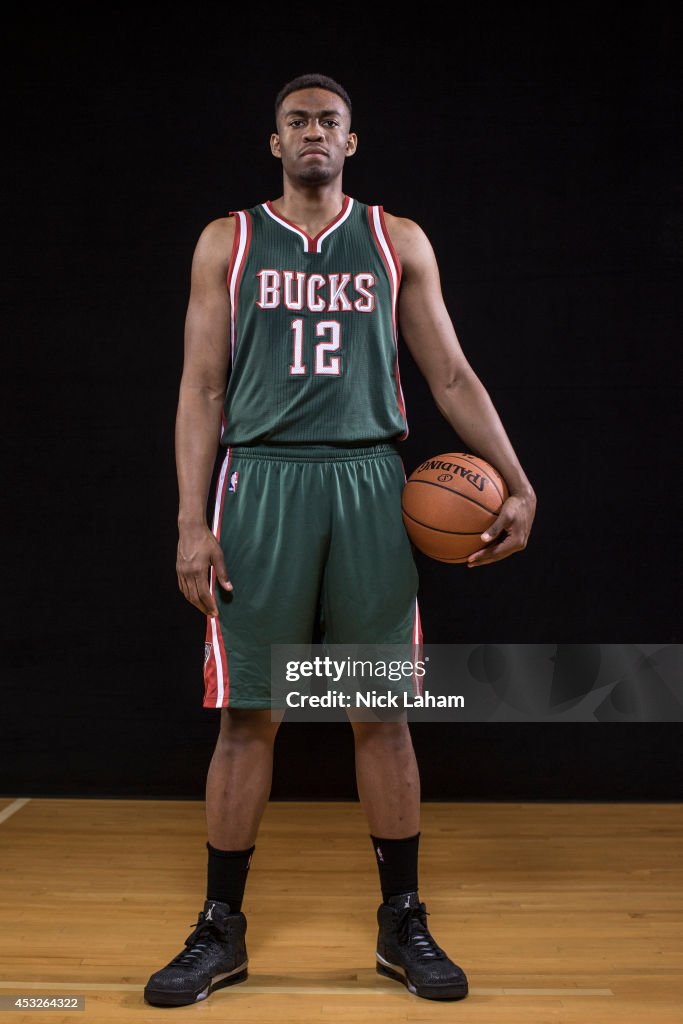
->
[[301, 148, 328, 157]]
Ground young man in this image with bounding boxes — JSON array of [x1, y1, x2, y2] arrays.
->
[[144, 73, 536, 1007]]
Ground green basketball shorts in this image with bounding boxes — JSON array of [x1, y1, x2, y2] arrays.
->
[[202, 442, 423, 709]]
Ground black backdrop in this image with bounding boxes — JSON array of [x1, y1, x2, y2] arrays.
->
[[3, 6, 681, 799]]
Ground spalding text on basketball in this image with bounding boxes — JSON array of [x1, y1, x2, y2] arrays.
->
[[417, 460, 487, 492]]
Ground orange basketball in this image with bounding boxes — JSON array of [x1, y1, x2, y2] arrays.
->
[[401, 452, 509, 563]]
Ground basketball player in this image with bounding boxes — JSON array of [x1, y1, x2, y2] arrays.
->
[[144, 74, 536, 1007]]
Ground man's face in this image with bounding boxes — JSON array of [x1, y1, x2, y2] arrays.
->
[[271, 88, 357, 184]]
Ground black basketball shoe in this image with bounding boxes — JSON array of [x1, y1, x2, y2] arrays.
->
[[375, 891, 468, 1000], [144, 899, 248, 1006]]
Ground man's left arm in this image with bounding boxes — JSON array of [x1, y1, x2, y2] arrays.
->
[[385, 214, 537, 567]]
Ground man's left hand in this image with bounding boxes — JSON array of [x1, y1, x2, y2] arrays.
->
[[466, 491, 537, 568]]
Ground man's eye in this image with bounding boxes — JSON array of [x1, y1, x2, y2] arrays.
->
[[323, 120, 338, 127], [289, 120, 304, 127]]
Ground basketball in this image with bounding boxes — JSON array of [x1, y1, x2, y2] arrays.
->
[[401, 452, 509, 563]]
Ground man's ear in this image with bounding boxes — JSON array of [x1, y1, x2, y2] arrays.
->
[[345, 132, 358, 157], [270, 133, 282, 159]]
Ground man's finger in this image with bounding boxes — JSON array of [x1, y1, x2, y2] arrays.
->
[[212, 548, 233, 591], [467, 532, 517, 567], [480, 510, 513, 544], [177, 572, 192, 602], [187, 573, 205, 612], [467, 528, 508, 563], [196, 575, 220, 618], [190, 574, 218, 617]]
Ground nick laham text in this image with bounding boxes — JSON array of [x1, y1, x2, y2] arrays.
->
[[285, 690, 464, 709]]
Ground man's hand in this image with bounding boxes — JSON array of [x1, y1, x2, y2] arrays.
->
[[177, 523, 233, 615], [466, 492, 537, 568]]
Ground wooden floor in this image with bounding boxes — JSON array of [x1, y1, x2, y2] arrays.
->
[[0, 798, 681, 1023]]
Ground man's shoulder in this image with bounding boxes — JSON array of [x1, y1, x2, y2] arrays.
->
[[380, 211, 428, 266], [202, 215, 238, 245], [193, 216, 237, 269], [381, 211, 423, 239]]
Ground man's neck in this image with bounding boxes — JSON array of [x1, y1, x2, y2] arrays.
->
[[269, 182, 346, 237]]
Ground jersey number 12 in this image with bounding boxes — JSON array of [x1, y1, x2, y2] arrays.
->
[[289, 319, 341, 377]]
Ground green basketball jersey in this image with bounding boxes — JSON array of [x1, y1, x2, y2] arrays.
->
[[219, 195, 409, 446]]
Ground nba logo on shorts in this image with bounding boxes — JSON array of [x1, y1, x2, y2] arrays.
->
[[204, 642, 212, 666], [228, 470, 239, 493]]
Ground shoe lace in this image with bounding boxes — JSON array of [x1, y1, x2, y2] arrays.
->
[[395, 904, 446, 959], [169, 912, 227, 969]]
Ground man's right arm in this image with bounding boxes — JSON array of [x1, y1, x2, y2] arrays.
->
[[175, 216, 235, 617]]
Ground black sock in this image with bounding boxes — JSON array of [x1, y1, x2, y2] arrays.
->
[[206, 841, 255, 913], [370, 832, 420, 903]]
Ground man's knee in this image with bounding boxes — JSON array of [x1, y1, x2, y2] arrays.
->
[[217, 707, 284, 746], [348, 716, 411, 744]]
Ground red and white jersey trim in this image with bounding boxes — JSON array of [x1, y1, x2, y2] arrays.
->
[[227, 210, 252, 365], [262, 195, 354, 253], [219, 211, 252, 446], [412, 597, 424, 697], [398, 452, 423, 696], [368, 205, 409, 440], [203, 447, 233, 708]]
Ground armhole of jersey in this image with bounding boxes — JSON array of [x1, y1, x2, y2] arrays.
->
[[226, 210, 253, 369], [367, 204, 402, 301], [377, 205, 403, 290], [367, 204, 409, 442], [226, 211, 242, 289]]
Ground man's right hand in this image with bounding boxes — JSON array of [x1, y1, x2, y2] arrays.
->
[[176, 523, 233, 617]]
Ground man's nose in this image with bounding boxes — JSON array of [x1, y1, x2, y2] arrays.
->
[[303, 121, 324, 140]]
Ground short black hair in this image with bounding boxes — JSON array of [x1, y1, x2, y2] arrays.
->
[[274, 74, 352, 126]]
